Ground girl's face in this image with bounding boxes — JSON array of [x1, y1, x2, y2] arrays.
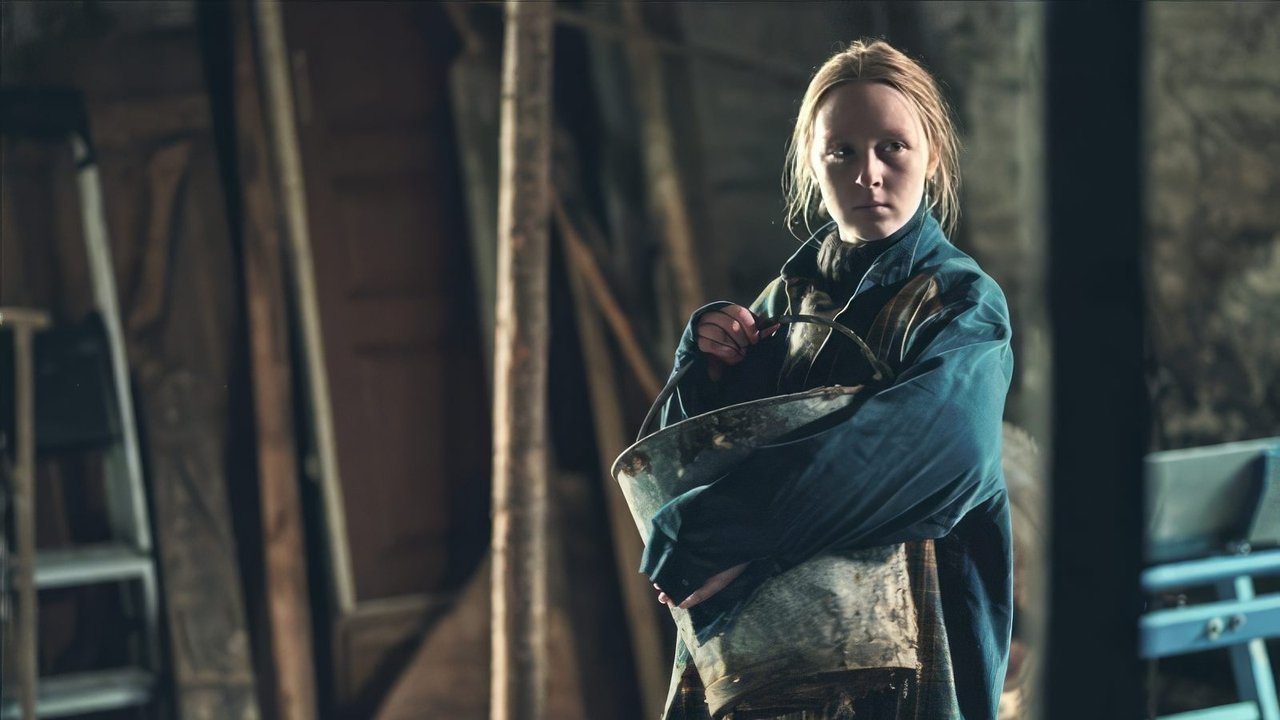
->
[[809, 81, 937, 243]]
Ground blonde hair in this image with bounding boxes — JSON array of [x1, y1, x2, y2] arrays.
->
[[784, 39, 961, 238]]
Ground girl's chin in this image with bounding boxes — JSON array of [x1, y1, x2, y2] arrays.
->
[[842, 219, 903, 243]]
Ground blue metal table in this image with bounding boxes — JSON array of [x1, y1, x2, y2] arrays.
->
[[1142, 438, 1280, 720]]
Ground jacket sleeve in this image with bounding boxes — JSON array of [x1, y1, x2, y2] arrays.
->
[[658, 280, 789, 427], [641, 270, 1014, 604], [657, 301, 734, 427]]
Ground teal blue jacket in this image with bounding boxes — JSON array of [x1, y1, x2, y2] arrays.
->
[[643, 207, 1014, 719]]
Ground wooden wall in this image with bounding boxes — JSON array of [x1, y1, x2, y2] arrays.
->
[[2, 12, 261, 719], [4, 3, 1275, 719]]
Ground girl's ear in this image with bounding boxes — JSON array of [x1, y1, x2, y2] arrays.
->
[[926, 146, 940, 179]]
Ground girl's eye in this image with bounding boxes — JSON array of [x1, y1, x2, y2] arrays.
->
[[883, 141, 907, 153], [828, 146, 852, 160]]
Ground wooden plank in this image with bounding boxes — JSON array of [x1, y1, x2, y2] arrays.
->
[[230, 1, 318, 718], [552, 8, 809, 85], [555, 204, 669, 719], [332, 594, 451, 717], [252, 0, 354, 615], [374, 555, 587, 720], [1, 308, 50, 720], [492, 3, 554, 718], [466, 5, 810, 85], [131, 142, 260, 720], [621, 1, 705, 323], [442, 4, 500, 386], [372, 475, 590, 718], [572, 4, 655, 328], [556, 197, 662, 400], [126, 141, 191, 336], [0, 309, 51, 328], [91, 94, 211, 149]]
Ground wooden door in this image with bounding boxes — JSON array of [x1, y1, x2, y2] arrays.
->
[[282, 2, 488, 610]]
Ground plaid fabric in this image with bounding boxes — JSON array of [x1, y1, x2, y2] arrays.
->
[[905, 540, 960, 719]]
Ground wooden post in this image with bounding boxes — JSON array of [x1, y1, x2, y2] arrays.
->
[[492, 3, 553, 720], [15, 317, 37, 720], [1, 307, 51, 720], [1046, 3, 1145, 718], [231, 1, 319, 718]]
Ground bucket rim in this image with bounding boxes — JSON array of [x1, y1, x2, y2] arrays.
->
[[609, 384, 865, 482]]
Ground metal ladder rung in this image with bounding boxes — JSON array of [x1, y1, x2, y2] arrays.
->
[[34, 544, 154, 589], [0, 667, 154, 719]]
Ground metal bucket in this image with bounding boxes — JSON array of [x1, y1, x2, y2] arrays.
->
[[612, 317, 920, 716]]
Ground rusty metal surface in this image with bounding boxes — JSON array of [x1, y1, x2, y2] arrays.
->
[[612, 386, 918, 715], [683, 546, 918, 714], [612, 386, 866, 540]]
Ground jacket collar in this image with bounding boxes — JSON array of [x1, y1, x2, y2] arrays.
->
[[779, 200, 944, 296]]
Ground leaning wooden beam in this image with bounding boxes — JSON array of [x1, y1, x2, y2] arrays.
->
[[555, 205, 669, 719], [126, 142, 191, 337], [1, 307, 51, 720], [232, 2, 318, 718], [621, 1, 705, 323], [442, 4, 500, 391], [468, 4, 810, 86], [492, 2, 554, 720], [554, 198, 663, 400], [375, 550, 588, 719], [253, 0, 355, 616], [554, 9, 809, 85]]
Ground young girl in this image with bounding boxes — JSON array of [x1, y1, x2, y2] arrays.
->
[[647, 39, 1014, 720]]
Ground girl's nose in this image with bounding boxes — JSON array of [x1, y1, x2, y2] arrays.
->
[[855, 154, 883, 188]]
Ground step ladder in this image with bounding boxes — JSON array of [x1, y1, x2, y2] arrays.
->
[[1, 88, 162, 719]]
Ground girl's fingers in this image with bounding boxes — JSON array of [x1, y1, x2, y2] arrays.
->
[[696, 324, 746, 364], [696, 331, 746, 362], [734, 305, 763, 342], [696, 304, 778, 366], [700, 319, 748, 352], [678, 563, 749, 610], [698, 314, 750, 357], [708, 307, 759, 344], [655, 582, 674, 607]]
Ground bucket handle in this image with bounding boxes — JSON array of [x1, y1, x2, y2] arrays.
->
[[635, 314, 895, 443]]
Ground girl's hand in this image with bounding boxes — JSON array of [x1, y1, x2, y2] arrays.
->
[[695, 306, 778, 380], [653, 562, 749, 610]]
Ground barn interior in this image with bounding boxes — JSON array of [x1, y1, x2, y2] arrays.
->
[[1, 2, 1278, 719]]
